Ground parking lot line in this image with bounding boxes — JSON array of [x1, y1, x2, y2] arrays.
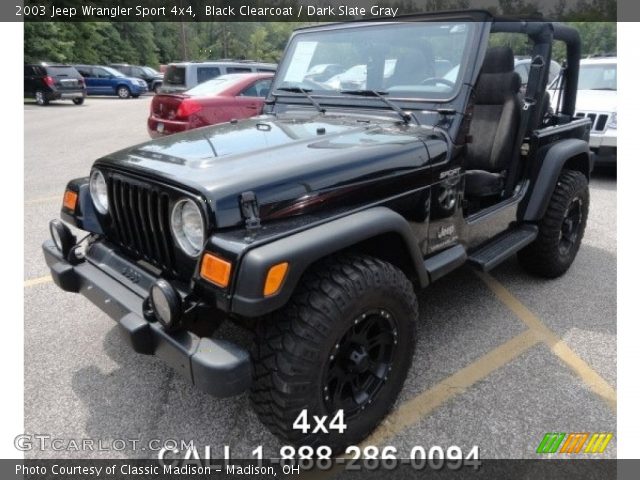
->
[[25, 195, 60, 205], [364, 329, 540, 446], [24, 275, 51, 287], [476, 272, 617, 413]]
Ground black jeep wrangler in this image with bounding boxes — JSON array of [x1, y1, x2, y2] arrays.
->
[[44, 12, 592, 452]]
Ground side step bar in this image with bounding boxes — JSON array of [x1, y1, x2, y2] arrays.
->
[[467, 225, 538, 272]]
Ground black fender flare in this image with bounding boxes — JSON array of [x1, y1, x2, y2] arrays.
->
[[230, 207, 428, 317], [521, 138, 593, 222]]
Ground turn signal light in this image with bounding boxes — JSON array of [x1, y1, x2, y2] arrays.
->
[[200, 253, 232, 288], [263, 262, 289, 297], [176, 99, 202, 119], [63, 190, 78, 211]]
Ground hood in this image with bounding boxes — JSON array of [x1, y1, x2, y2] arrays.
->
[[575, 89, 617, 113], [98, 115, 443, 228]]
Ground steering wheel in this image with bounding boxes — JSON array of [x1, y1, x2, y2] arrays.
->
[[421, 77, 456, 88]]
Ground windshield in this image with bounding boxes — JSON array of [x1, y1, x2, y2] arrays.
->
[[103, 66, 124, 77], [186, 75, 241, 96], [274, 22, 473, 101], [578, 63, 617, 91]]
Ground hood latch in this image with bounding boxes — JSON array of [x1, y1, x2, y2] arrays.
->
[[240, 191, 261, 230]]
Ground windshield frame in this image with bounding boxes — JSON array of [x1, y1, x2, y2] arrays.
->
[[271, 20, 478, 105]]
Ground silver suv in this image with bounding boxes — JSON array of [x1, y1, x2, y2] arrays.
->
[[161, 60, 277, 93]]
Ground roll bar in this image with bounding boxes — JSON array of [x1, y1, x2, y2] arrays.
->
[[490, 21, 581, 117], [551, 23, 581, 117]]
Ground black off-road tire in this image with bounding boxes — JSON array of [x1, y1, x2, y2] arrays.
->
[[250, 254, 418, 453], [518, 170, 589, 278], [72, 97, 84, 105]]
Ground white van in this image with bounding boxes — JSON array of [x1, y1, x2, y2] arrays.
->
[[161, 60, 277, 93]]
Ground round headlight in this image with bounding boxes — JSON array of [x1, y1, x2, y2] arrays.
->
[[89, 170, 109, 214], [171, 198, 205, 256]]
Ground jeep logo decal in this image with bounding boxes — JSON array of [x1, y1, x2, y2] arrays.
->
[[437, 224, 455, 239]]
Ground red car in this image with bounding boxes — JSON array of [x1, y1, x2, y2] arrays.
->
[[147, 73, 273, 137]]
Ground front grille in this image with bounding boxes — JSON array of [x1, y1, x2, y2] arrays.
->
[[575, 111, 609, 132], [107, 175, 176, 273]]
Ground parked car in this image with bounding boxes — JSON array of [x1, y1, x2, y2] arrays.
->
[[161, 60, 277, 93], [24, 63, 86, 106], [110, 64, 164, 93], [148, 73, 273, 137], [45, 14, 591, 452], [514, 57, 561, 89], [443, 57, 561, 91], [73, 65, 148, 98], [574, 57, 617, 166]]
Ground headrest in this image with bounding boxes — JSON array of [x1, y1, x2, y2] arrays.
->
[[474, 47, 520, 104], [481, 46, 515, 74], [392, 48, 434, 82]]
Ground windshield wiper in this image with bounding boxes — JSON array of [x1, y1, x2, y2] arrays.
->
[[276, 87, 325, 114], [340, 89, 411, 123]]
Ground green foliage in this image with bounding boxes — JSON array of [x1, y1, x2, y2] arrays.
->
[[24, 1, 616, 68], [24, 23, 74, 63]]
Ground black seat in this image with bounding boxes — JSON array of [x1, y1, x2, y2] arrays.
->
[[465, 47, 522, 198], [387, 47, 434, 88]]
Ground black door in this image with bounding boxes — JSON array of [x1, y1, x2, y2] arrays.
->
[[24, 65, 36, 97]]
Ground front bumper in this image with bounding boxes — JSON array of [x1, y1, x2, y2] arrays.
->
[[42, 239, 251, 397]]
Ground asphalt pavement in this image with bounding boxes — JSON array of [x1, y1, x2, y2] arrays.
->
[[23, 97, 617, 460]]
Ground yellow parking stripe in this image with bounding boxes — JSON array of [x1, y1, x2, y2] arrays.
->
[[597, 433, 613, 453], [584, 433, 599, 453], [476, 272, 617, 413], [590, 433, 606, 453], [364, 329, 540, 446], [24, 275, 52, 287]]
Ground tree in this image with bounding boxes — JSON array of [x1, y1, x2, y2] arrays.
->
[[24, 23, 74, 63]]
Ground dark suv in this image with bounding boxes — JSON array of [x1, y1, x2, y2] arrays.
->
[[24, 63, 86, 106], [110, 64, 164, 94], [44, 12, 592, 453]]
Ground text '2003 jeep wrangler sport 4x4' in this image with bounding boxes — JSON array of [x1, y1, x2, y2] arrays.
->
[[44, 11, 592, 452]]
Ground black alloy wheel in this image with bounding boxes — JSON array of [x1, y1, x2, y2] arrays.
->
[[323, 308, 398, 418]]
